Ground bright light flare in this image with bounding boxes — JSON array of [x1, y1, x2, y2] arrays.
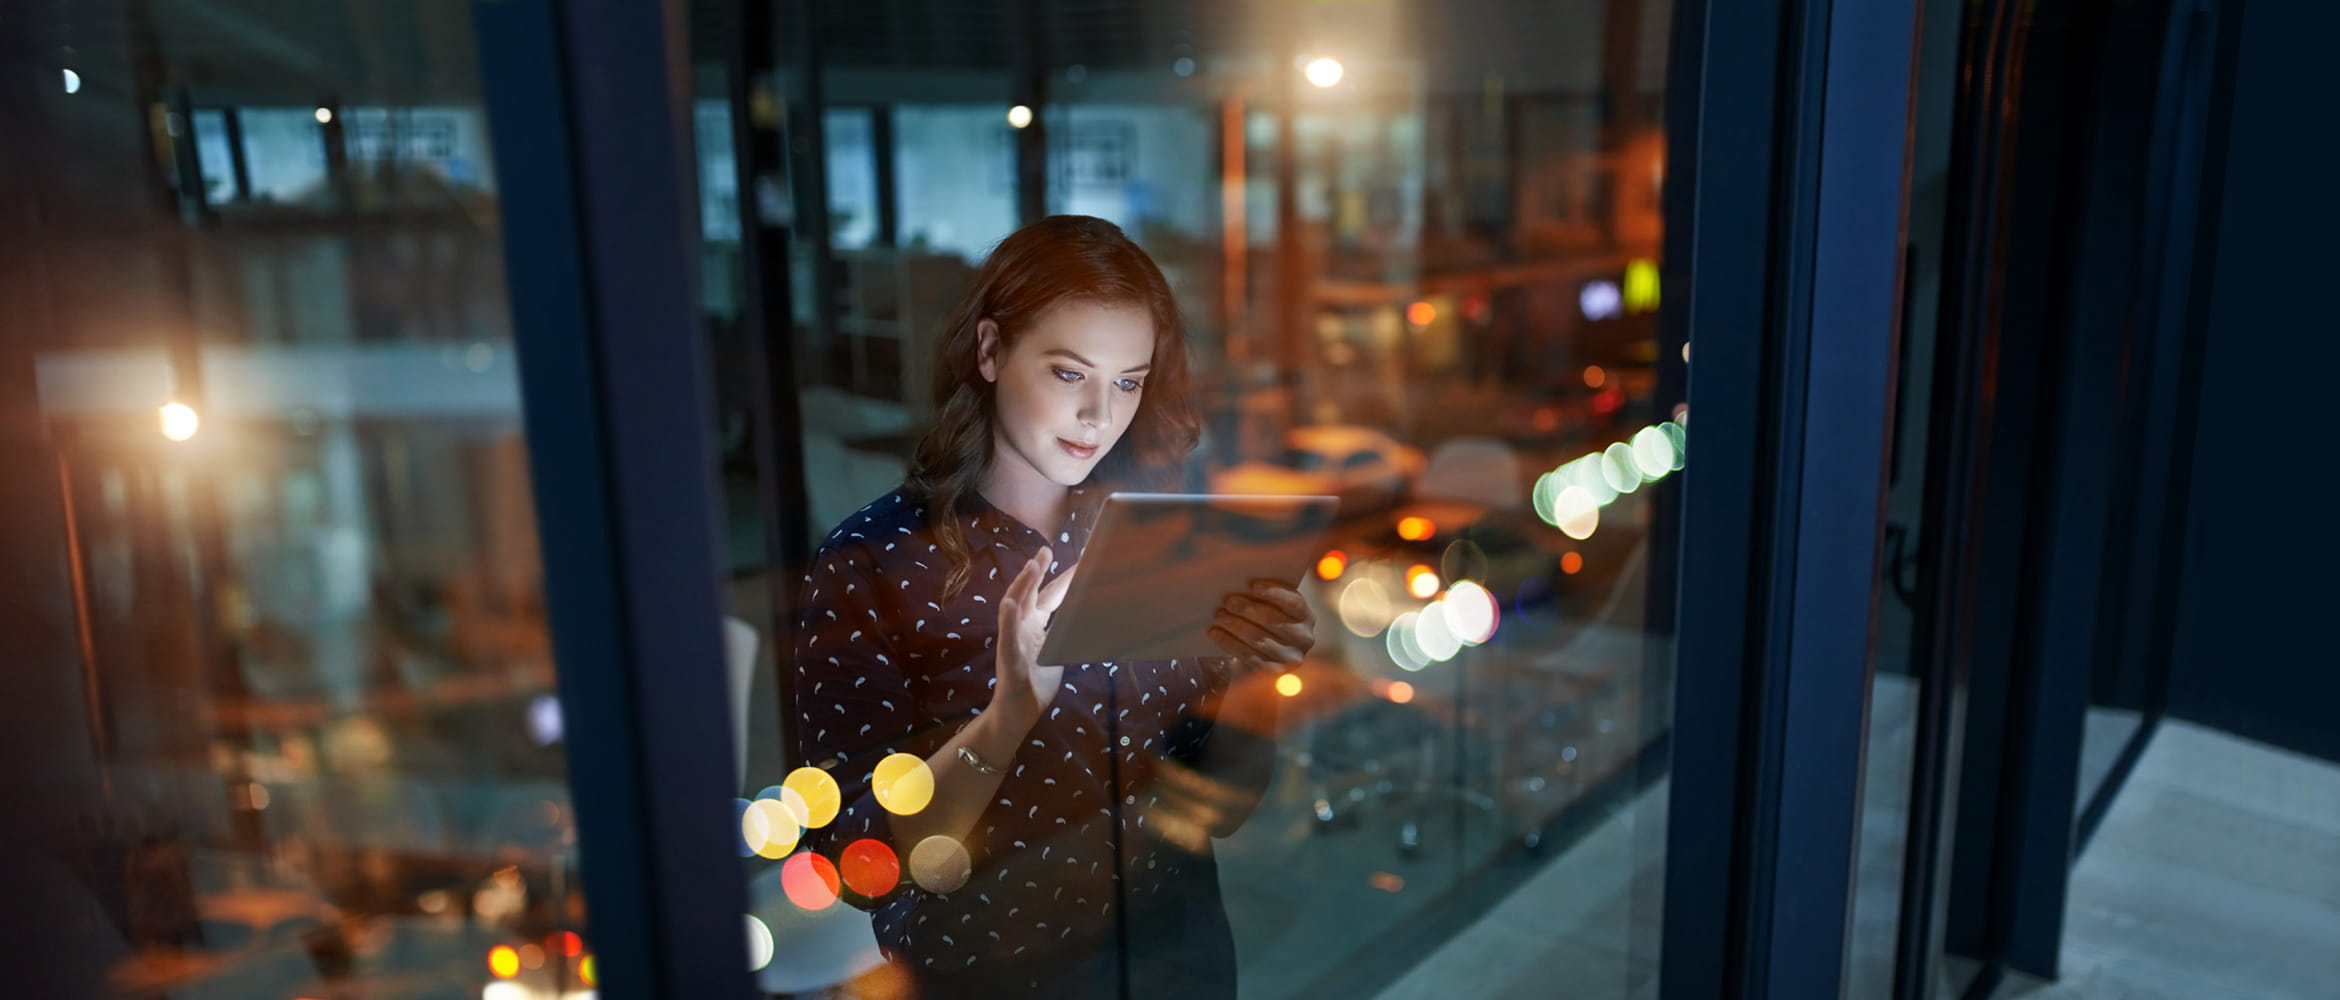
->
[[746, 914, 774, 971], [872, 753, 934, 816], [1387, 681, 1415, 704], [1406, 300, 1435, 326], [781, 852, 842, 910], [1304, 57, 1345, 88], [1414, 602, 1462, 661], [160, 402, 199, 441], [1405, 565, 1441, 599], [1553, 486, 1600, 540], [1317, 550, 1347, 580], [1276, 673, 1304, 697], [1396, 516, 1436, 541], [1007, 105, 1033, 128], [1440, 581, 1499, 645], [488, 945, 520, 979], [314, 107, 334, 124], [63, 69, 81, 94], [782, 766, 841, 828]]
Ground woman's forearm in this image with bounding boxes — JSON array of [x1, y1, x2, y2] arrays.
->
[[885, 699, 1039, 856]]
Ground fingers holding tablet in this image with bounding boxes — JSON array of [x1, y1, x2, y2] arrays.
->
[[1210, 579, 1315, 668]]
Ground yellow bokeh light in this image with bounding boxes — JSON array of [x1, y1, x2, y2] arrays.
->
[[872, 753, 935, 816], [1397, 516, 1436, 541], [1406, 565, 1440, 599], [1006, 104, 1033, 128], [1624, 258, 1661, 312], [1317, 550, 1347, 581], [783, 766, 842, 828], [579, 955, 596, 986], [159, 402, 199, 441], [1275, 673, 1303, 697], [488, 945, 520, 979], [1304, 57, 1345, 88], [908, 835, 973, 893], [743, 798, 800, 860]]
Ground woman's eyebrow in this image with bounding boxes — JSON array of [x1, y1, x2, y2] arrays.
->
[[1041, 348, 1150, 373]]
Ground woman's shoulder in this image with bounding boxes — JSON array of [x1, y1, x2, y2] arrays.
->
[[814, 486, 930, 558]]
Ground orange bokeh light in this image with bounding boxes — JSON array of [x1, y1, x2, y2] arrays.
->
[[1560, 552, 1583, 575], [1316, 550, 1347, 580], [579, 955, 597, 986], [783, 852, 843, 910], [1387, 681, 1415, 704], [1407, 300, 1436, 326], [1396, 516, 1436, 541], [552, 931, 583, 957], [1406, 565, 1440, 599], [488, 945, 520, 979], [841, 839, 902, 899], [1583, 364, 1607, 388]]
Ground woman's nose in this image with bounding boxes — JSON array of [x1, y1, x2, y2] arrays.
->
[[1077, 385, 1112, 428]]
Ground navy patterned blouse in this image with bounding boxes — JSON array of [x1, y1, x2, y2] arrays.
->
[[792, 483, 1262, 996]]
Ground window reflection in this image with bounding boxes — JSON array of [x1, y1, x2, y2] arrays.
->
[[8, 4, 585, 999]]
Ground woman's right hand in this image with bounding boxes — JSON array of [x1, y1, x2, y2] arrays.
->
[[992, 547, 1079, 726]]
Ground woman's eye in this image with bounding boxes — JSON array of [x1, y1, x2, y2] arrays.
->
[[1052, 368, 1082, 383], [1116, 379, 1144, 393]]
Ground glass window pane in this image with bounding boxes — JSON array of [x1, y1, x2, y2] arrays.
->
[[694, 1, 1681, 996], [7, 6, 589, 999]]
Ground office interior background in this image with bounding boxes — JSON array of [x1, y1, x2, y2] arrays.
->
[[1, 0, 2334, 997]]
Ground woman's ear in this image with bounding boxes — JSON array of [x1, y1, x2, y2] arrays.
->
[[976, 318, 1002, 383]]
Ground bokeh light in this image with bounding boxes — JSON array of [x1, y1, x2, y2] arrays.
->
[[1387, 681, 1415, 704], [1561, 551, 1584, 575], [1554, 486, 1600, 540], [313, 106, 334, 124], [908, 835, 973, 893], [1441, 581, 1499, 645], [1633, 425, 1678, 479], [1601, 443, 1643, 492], [62, 69, 81, 94], [1406, 564, 1441, 599], [488, 945, 520, 979], [840, 838, 902, 898], [872, 753, 935, 816], [1276, 673, 1304, 697], [1317, 550, 1347, 581], [746, 914, 774, 972], [1440, 538, 1488, 585], [580, 955, 597, 986], [782, 852, 842, 910], [1397, 516, 1436, 541], [519, 943, 545, 970], [1386, 612, 1431, 672], [744, 797, 802, 859], [1006, 104, 1033, 128], [159, 402, 199, 441], [783, 766, 841, 828], [1414, 603, 1463, 661], [1583, 365, 1607, 389], [1406, 300, 1436, 326], [553, 931, 583, 957], [1305, 56, 1345, 88], [1338, 576, 1394, 637]]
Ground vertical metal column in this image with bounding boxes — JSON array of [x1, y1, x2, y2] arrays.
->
[[474, 0, 754, 996]]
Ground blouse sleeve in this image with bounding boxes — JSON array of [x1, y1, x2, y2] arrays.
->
[[791, 543, 923, 910]]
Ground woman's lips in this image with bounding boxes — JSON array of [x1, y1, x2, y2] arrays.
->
[[1058, 438, 1097, 460]]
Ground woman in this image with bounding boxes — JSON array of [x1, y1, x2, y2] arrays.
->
[[793, 215, 1315, 998]]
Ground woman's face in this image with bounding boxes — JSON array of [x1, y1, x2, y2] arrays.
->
[[979, 299, 1156, 490]]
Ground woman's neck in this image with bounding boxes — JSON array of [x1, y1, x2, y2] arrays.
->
[[977, 448, 1071, 537]]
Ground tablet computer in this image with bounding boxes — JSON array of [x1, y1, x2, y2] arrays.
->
[[1038, 492, 1340, 665]]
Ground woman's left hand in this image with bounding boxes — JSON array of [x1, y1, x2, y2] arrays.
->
[[1208, 579, 1316, 670]]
